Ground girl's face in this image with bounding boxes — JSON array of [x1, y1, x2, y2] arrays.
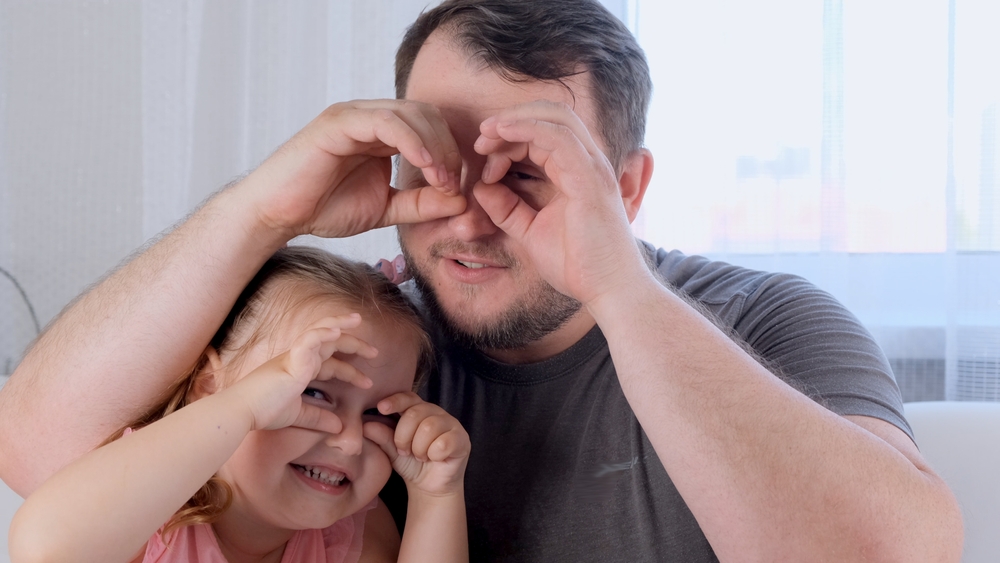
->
[[215, 297, 420, 532]]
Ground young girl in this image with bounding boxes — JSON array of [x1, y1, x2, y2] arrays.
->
[[10, 246, 470, 563]]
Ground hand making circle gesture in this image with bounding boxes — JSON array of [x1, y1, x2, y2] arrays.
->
[[244, 100, 468, 240], [471, 100, 653, 307]]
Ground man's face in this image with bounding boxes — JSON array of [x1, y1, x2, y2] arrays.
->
[[396, 30, 607, 353]]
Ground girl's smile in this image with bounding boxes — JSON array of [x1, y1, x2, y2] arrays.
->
[[212, 298, 421, 534]]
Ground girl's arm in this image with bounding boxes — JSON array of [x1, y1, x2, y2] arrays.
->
[[9, 317, 368, 563], [9, 387, 255, 563], [363, 393, 470, 563]]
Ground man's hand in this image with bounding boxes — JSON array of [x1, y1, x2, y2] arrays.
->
[[470, 101, 652, 307], [245, 100, 467, 240]]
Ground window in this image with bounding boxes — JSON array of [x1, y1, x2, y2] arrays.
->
[[633, 0, 1000, 401]]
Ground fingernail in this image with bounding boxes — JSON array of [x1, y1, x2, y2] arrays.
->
[[438, 164, 448, 186], [481, 115, 497, 129], [420, 147, 433, 166], [482, 161, 492, 182]]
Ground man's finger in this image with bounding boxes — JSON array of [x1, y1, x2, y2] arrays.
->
[[472, 181, 537, 243], [480, 101, 602, 157], [378, 186, 466, 227], [393, 103, 462, 192]]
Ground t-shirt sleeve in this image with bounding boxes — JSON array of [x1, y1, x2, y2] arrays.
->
[[652, 246, 912, 441], [733, 272, 913, 440]]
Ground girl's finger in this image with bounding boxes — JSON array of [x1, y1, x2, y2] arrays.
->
[[362, 421, 399, 462], [428, 428, 471, 462], [408, 414, 453, 461], [376, 391, 425, 416], [291, 403, 343, 435], [318, 331, 379, 361], [316, 356, 373, 389], [388, 399, 436, 457], [308, 313, 363, 332]]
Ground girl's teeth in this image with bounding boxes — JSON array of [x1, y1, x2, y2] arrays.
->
[[298, 464, 346, 486]]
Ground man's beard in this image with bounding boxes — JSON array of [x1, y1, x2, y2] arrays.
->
[[399, 238, 582, 351]]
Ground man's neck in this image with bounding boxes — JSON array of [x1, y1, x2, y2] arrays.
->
[[483, 309, 597, 364]]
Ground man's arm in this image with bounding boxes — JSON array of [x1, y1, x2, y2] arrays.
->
[[0, 100, 465, 496], [473, 101, 962, 562]]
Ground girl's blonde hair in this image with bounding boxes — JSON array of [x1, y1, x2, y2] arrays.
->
[[101, 246, 432, 533]]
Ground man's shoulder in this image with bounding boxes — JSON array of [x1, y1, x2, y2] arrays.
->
[[646, 244, 783, 302]]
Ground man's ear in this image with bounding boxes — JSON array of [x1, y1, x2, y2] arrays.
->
[[188, 346, 225, 402], [618, 148, 654, 223]]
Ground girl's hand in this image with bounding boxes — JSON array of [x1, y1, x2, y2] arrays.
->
[[231, 314, 379, 434], [363, 392, 471, 497]]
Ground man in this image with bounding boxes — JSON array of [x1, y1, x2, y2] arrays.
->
[[0, 1, 962, 561]]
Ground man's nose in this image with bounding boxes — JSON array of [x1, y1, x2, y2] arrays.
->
[[447, 159, 499, 241], [324, 417, 363, 456]]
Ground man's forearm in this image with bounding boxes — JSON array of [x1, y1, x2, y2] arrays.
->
[[588, 273, 962, 562], [0, 185, 287, 495]]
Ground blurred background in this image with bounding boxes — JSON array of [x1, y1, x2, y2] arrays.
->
[[1, 0, 998, 559]]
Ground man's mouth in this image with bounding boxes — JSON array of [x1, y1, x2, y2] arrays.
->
[[292, 464, 349, 487], [455, 259, 488, 269]]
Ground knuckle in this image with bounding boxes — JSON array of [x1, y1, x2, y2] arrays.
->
[[371, 108, 397, 123]]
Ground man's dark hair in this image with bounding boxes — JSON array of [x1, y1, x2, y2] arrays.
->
[[395, 0, 652, 170]]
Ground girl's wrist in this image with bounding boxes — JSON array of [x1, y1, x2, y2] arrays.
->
[[404, 482, 466, 503], [200, 383, 257, 434]]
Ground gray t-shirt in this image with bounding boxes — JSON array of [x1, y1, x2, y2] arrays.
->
[[405, 245, 909, 562]]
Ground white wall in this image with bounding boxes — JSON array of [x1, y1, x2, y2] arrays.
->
[[0, 0, 446, 557]]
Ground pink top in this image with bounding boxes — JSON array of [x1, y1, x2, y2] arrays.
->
[[141, 500, 376, 563]]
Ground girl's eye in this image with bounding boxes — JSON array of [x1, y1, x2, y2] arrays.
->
[[362, 408, 401, 429], [302, 387, 330, 402]]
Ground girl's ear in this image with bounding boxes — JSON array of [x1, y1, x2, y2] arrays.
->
[[188, 346, 224, 402]]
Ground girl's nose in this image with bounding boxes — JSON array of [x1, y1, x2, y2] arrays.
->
[[324, 417, 363, 456]]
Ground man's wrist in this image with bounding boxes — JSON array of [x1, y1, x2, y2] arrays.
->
[[210, 180, 299, 251], [586, 268, 666, 328]]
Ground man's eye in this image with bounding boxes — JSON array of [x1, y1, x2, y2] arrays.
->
[[302, 387, 329, 402], [505, 170, 538, 182], [362, 408, 401, 429]]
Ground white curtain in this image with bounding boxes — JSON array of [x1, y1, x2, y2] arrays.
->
[[635, 0, 1000, 401], [0, 0, 443, 378]]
